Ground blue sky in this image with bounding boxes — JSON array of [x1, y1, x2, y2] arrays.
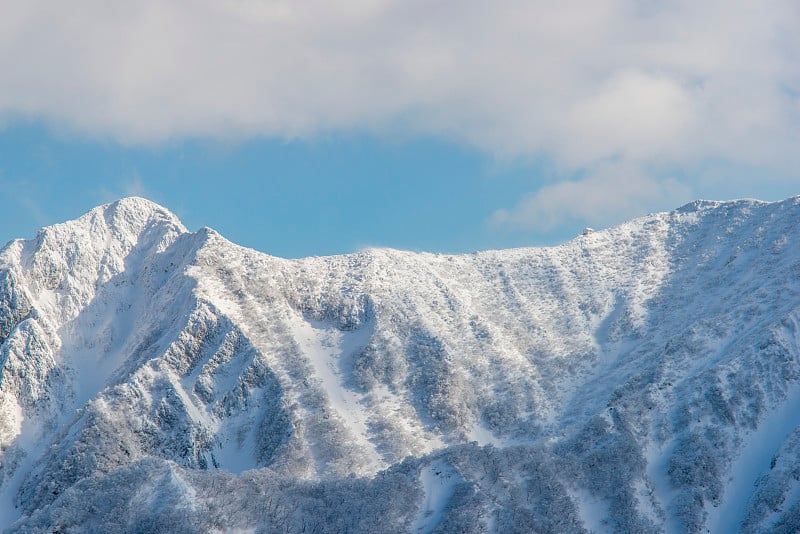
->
[[0, 123, 555, 257], [1, 1, 798, 258]]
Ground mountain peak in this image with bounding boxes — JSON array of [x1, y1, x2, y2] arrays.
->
[[3, 195, 800, 532], [0, 197, 189, 307], [106, 195, 170, 213], [86, 196, 186, 237], [32, 195, 188, 261], [673, 196, 777, 215]]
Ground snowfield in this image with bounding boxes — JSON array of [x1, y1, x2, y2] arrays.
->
[[1, 196, 800, 532]]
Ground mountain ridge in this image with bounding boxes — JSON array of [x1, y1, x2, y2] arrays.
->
[[1, 195, 800, 532]]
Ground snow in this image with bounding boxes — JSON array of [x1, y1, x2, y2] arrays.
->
[[412, 459, 462, 534], [0, 392, 22, 447], [467, 423, 502, 447], [289, 314, 384, 472], [645, 441, 681, 534], [708, 384, 800, 533], [572, 488, 610, 533], [0, 417, 39, 526], [3, 196, 800, 531], [761, 476, 800, 529]]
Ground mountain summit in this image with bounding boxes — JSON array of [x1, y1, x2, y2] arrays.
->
[[2, 196, 800, 532]]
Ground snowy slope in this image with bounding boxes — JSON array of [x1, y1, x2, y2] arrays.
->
[[2, 196, 800, 532]]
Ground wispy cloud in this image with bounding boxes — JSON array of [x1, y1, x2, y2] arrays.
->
[[490, 161, 692, 230], [1, 1, 798, 230], [93, 174, 157, 205]]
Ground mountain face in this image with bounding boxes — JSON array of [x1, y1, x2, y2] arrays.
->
[[1, 197, 800, 532]]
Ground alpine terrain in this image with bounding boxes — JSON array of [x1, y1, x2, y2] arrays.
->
[[2, 196, 800, 533]]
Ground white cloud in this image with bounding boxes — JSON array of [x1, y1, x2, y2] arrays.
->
[[92, 174, 161, 209], [490, 161, 692, 230], [1, 0, 798, 229], [561, 70, 695, 164]]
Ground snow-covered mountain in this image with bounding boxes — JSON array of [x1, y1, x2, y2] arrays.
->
[[2, 196, 800, 532]]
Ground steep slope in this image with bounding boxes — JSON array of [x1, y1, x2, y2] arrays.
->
[[2, 196, 800, 532]]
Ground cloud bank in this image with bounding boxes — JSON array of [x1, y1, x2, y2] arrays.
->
[[2, 0, 799, 229]]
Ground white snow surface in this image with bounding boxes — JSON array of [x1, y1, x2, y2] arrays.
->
[[710, 383, 800, 533], [1, 196, 800, 532], [288, 315, 384, 472], [413, 459, 462, 533]]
